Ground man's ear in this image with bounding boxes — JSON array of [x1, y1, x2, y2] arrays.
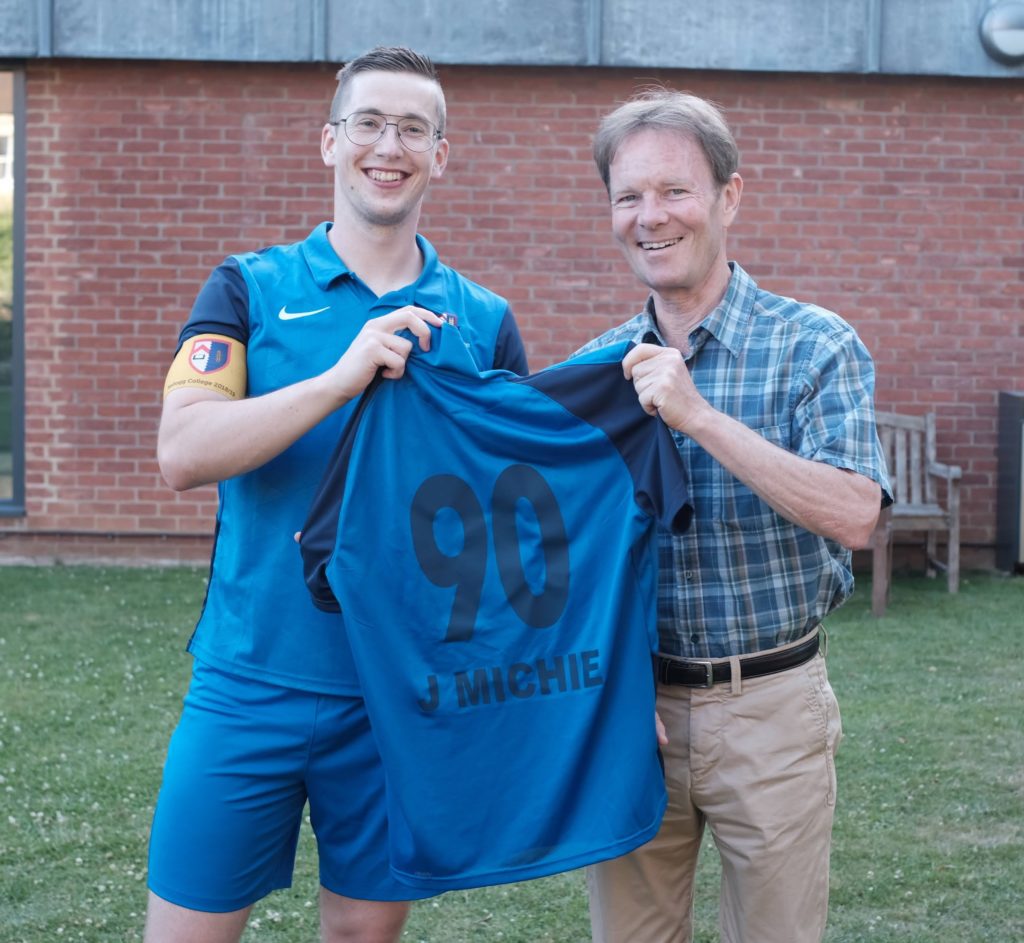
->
[[722, 172, 743, 224], [321, 123, 338, 167], [431, 137, 450, 179]]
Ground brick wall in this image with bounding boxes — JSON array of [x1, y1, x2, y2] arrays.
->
[[4, 60, 1022, 562]]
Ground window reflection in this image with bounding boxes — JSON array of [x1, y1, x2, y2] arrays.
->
[[0, 72, 12, 501]]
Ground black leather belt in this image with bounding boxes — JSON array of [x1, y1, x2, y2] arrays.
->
[[657, 630, 821, 688]]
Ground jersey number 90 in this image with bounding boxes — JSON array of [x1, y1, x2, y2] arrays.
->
[[410, 465, 570, 642]]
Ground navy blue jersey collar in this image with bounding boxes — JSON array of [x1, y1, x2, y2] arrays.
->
[[409, 319, 482, 376]]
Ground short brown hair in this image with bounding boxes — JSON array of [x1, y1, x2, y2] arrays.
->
[[593, 88, 739, 192], [329, 45, 446, 135]]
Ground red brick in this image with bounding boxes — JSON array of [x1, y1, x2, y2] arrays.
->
[[4, 61, 1021, 557]]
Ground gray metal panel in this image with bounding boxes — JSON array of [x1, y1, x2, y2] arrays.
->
[[4, 0, 1023, 78], [880, 0, 1024, 77], [0, 0, 40, 57], [326, 0, 594, 65], [601, 0, 873, 72], [50, 0, 319, 61]]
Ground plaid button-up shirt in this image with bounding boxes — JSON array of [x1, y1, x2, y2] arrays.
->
[[575, 263, 891, 658]]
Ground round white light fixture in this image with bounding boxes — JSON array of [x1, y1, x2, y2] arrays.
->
[[979, 1, 1024, 64]]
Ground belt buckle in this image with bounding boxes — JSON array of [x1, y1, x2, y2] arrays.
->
[[693, 659, 715, 688]]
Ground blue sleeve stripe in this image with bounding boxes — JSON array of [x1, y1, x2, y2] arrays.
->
[[493, 305, 529, 376], [177, 257, 250, 352]]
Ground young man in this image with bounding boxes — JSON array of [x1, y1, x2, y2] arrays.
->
[[147, 47, 526, 943], [579, 90, 890, 943]]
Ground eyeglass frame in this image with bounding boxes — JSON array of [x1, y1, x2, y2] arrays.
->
[[329, 111, 443, 152]]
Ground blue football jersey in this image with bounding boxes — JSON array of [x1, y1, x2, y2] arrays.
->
[[300, 323, 692, 890], [176, 224, 526, 695]]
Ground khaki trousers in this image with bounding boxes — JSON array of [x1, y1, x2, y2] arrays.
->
[[587, 648, 842, 943]]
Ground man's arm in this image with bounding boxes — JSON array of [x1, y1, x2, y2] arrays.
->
[[158, 307, 443, 491], [623, 343, 882, 550]]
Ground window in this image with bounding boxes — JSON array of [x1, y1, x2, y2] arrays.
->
[[0, 70, 23, 511], [0, 123, 11, 185]]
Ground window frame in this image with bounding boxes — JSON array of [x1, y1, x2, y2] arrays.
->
[[0, 68, 24, 515]]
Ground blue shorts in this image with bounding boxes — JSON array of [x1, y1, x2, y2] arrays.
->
[[147, 661, 428, 912]]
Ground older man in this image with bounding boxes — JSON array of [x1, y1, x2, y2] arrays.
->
[[579, 89, 891, 943]]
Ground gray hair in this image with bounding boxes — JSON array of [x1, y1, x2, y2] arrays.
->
[[593, 89, 739, 192]]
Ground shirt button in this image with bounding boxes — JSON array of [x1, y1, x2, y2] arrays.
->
[[690, 634, 699, 644], [684, 570, 694, 580]]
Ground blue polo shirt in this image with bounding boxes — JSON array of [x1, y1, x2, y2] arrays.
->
[[176, 223, 527, 694]]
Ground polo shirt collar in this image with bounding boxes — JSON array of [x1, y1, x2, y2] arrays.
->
[[395, 234, 447, 313], [302, 222, 351, 289], [301, 223, 446, 311]]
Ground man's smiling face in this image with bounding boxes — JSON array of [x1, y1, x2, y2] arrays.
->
[[324, 69, 448, 231], [608, 127, 739, 309]]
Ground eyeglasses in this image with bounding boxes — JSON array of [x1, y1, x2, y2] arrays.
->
[[331, 111, 441, 152]]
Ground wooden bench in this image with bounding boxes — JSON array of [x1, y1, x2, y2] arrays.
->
[[870, 411, 962, 617]]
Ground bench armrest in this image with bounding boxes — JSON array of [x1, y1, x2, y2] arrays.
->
[[927, 461, 962, 481]]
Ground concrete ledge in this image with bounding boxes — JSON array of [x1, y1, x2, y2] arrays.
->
[[0, 532, 213, 567]]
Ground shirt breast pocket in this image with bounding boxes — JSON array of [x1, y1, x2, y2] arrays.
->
[[713, 423, 791, 531]]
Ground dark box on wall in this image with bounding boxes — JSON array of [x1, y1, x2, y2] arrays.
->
[[996, 391, 1024, 573]]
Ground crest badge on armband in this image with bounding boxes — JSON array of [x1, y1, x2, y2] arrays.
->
[[188, 339, 232, 374]]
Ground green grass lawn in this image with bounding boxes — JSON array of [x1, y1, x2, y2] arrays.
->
[[1, 566, 1021, 942]]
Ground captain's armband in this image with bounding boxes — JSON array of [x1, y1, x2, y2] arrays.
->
[[163, 334, 247, 400]]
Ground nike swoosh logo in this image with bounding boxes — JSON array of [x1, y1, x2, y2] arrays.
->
[[278, 305, 331, 321]]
